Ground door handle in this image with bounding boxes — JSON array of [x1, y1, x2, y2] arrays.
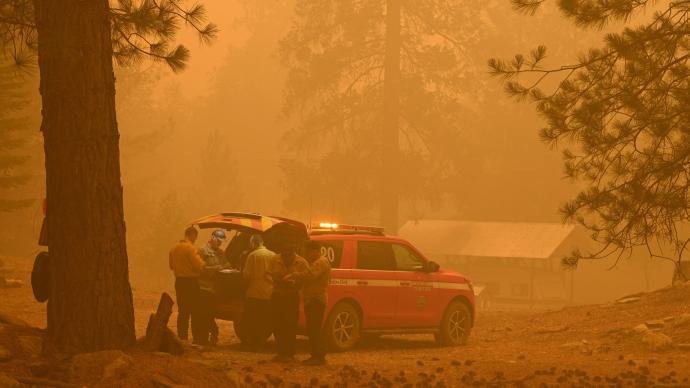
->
[[357, 280, 368, 286]]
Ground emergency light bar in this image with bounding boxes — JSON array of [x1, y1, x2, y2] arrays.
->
[[311, 222, 385, 235]]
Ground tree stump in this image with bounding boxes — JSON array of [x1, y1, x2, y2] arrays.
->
[[143, 293, 182, 354], [161, 328, 184, 355]]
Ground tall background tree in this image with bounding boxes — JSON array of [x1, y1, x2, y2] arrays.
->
[[0, 64, 34, 212], [0, 0, 216, 353], [280, 0, 484, 232], [0, 62, 42, 257], [490, 0, 690, 279]]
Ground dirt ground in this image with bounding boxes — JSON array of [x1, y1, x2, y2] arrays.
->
[[1, 254, 690, 387]]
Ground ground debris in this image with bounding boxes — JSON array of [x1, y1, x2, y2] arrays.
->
[[645, 320, 665, 330], [0, 372, 19, 388], [151, 372, 189, 388], [0, 278, 22, 289], [535, 325, 568, 334], [0, 312, 29, 327], [70, 350, 132, 381], [0, 345, 11, 362], [673, 313, 690, 328], [616, 296, 641, 304], [641, 331, 673, 351], [16, 376, 79, 388]]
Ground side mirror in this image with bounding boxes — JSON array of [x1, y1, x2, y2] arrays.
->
[[425, 261, 440, 273]]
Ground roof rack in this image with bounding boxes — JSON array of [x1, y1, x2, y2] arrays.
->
[[309, 222, 385, 236]]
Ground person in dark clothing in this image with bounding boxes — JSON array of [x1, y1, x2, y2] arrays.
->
[[198, 229, 226, 345], [298, 240, 332, 365], [267, 243, 308, 362], [169, 226, 205, 342]]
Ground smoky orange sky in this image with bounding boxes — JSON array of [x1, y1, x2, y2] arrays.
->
[[4, 0, 672, 296], [122, 0, 590, 222]]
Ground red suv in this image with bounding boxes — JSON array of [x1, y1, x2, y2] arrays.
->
[[310, 223, 475, 351], [192, 214, 475, 351]]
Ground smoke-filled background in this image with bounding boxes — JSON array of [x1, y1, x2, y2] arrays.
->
[[0, 0, 674, 299]]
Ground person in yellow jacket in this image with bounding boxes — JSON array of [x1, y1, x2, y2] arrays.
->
[[299, 240, 331, 365], [267, 242, 309, 362], [169, 226, 205, 343], [242, 234, 275, 348]]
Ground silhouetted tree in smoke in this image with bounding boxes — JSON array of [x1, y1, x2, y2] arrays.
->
[[490, 0, 690, 280], [0, 63, 34, 212], [0, 0, 216, 353], [280, 0, 483, 231]]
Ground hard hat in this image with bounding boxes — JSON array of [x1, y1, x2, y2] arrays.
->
[[212, 229, 226, 241]]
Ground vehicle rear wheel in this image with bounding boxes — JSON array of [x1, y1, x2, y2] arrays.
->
[[436, 301, 471, 346], [323, 303, 361, 352]]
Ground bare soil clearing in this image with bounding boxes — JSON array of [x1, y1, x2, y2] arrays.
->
[[1, 255, 689, 387]]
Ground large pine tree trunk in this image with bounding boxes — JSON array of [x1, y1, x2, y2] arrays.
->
[[381, 0, 401, 233], [33, 0, 135, 354]]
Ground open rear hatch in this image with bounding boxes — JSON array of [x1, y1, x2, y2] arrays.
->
[[189, 213, 308, 309], [189, 212, 308, 263]]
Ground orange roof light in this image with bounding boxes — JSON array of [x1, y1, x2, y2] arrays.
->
[[311, 222, 385, 235]]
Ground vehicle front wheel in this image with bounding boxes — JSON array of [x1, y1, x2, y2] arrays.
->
[[323, 303, 361, 352], [436, 301, 471, 346]]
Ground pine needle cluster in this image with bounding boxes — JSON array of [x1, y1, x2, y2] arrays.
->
[[491, 1, 690, 275], [0, 0, 217, 71]]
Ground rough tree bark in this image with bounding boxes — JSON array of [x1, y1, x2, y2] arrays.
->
[[33, 0, 135, 354], [381, 0, 402, 234]]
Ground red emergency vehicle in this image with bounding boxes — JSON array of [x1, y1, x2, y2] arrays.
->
[[310, 223, 475, 351], [192, 213, 475, 351]]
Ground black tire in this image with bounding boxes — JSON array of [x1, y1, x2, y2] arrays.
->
[[31, 251, 50, 303], [323, 302, 361, 352], [436, 301, 471, 346]]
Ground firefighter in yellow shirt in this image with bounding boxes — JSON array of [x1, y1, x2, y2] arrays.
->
[[169, 226, 205, 343], [299, 240, 331, 365], [267, 242, 309, 362], [241, 234, 275, 347]]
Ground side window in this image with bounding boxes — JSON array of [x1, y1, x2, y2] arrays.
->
[[318, 240, 343, 269], [392, 244, 425, 271], [356, 241, 396, 270]]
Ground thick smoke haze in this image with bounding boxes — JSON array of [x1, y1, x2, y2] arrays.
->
[[1, 0, 673, 298]]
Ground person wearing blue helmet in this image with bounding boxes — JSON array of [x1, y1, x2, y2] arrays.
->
[[198, 229, 227, 345], [200, 229, 228, 267]]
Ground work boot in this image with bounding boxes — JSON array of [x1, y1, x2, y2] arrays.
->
[[210, 332, 219, 346]]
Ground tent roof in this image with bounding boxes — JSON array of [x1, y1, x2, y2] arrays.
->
[[398, 220, 576, 259]]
